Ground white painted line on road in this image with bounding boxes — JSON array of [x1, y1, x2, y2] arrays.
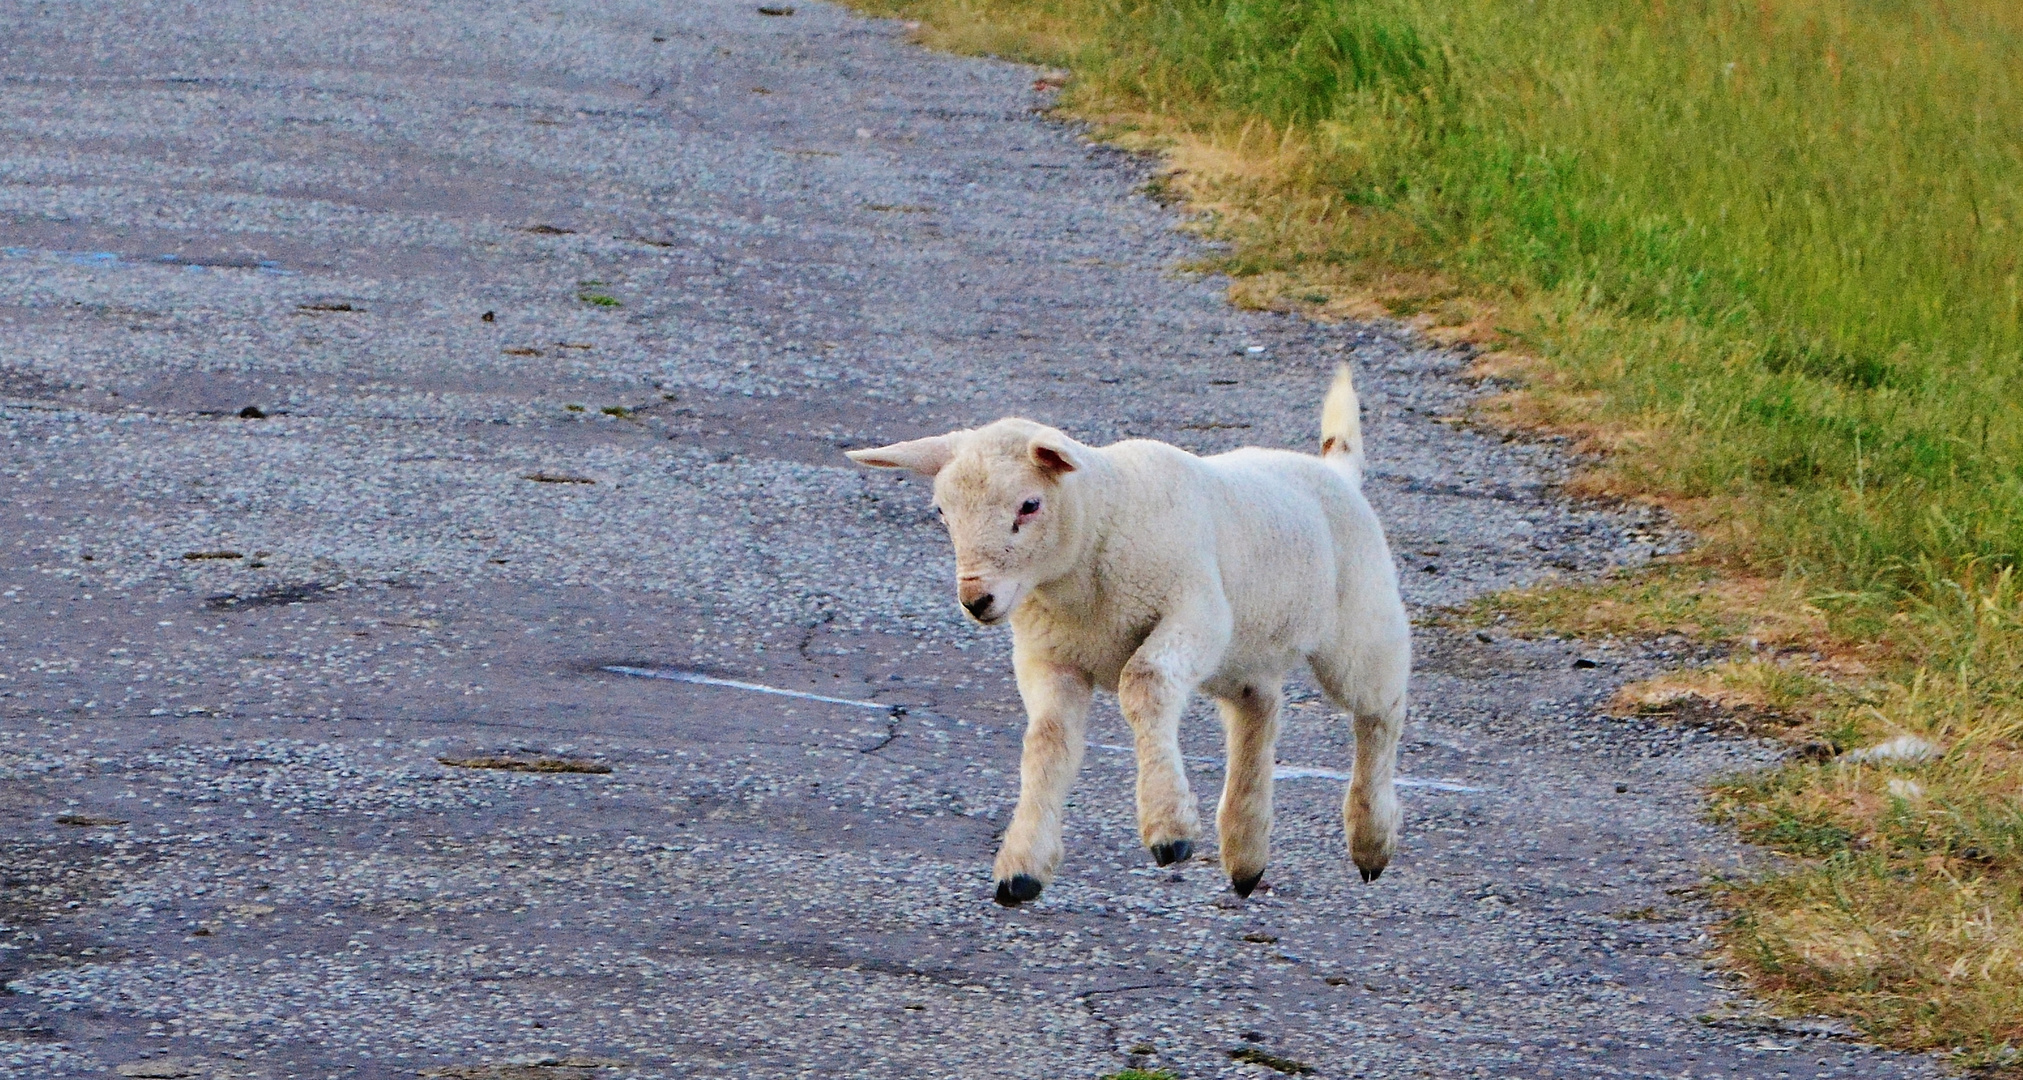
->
[[603, 665, 895, 710], [1271, 765, 1353, 781], [605, 670, 1487, 791], [1091, 742, 1484, 792], [1276, 766, 1486, 792]]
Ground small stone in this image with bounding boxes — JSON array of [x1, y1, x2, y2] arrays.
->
[[1842, 734, 1939, 764]]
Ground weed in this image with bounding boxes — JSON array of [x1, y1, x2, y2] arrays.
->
[[1226, 1047, 1313, 1075], [578, 292, 622, 307]]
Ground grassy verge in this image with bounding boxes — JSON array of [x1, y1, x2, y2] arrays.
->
[[840, 0, 2023, 1062]]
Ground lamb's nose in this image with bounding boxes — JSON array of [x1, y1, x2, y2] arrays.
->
[[963, 594, 995, 619]]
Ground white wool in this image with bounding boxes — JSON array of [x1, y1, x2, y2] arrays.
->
[[847, 367, 1409, 900]]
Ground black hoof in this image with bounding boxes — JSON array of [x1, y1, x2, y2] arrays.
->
[[1150, 839, 1194, 867], [1231, 871, 1264, 898], [994, 874, 1043, 906], [1359, 865, 1385, 883]]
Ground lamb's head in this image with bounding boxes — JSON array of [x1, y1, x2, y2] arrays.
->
[[846, 418, 1089, 625]]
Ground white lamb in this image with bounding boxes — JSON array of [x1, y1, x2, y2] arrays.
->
[[846, 367, 1409, 904]]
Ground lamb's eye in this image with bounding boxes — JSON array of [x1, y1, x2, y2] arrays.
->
[[1019, 499, 1041, 516]]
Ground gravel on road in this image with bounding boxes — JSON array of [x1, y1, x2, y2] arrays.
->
[[0, 2, 1947, 1078]]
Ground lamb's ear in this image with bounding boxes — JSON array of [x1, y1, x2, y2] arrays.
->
[[1028, 432, 1084, 476], [845, 435, 956, 477]]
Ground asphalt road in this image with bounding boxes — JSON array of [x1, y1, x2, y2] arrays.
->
[[0, 2, 1950, 1078]]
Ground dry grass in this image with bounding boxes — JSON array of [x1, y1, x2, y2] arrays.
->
[[1482, 560, 2023, 1058], [1715, 752, 2023, 1065]]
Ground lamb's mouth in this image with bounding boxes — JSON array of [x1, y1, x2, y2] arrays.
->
[[958, 583, 1021, 624], [962, 603, 1009, 626]]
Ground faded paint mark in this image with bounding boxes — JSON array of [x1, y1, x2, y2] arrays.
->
[[1089, 742, 1484, 792], [603, 664, 894, 710]]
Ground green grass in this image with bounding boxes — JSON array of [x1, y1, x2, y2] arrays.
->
[[865, 0, 2023, 590], [846, 0, 2023, 1058]]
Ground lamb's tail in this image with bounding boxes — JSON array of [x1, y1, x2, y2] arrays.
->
[[1319, 365, 1364, 485]]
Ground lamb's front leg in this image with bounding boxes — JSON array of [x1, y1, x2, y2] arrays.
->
[[992, 651, 1094, 906], [1119, 621, 1222, 866]]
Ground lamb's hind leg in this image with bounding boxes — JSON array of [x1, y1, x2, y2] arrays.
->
[[1345, 700, 1404, 880], [1311, 640, 1409, 882], [1215, 679, 1283, 898]]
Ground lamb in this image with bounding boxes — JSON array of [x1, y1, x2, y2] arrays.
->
[[845, 367, 1409, 904]]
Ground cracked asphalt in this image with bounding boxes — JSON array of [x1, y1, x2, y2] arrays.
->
[[0, 1, 1952, 1078]]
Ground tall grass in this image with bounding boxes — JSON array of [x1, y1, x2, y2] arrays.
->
[[1053, 0, 2023, 587], [847, 0, 2023, 1056]]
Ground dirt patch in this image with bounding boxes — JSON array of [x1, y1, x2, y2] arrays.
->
[[437, 756, 613, 774], [53, 814, 129, 827], [0, 837, 135, 987], [0, 363, 71, 402]]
